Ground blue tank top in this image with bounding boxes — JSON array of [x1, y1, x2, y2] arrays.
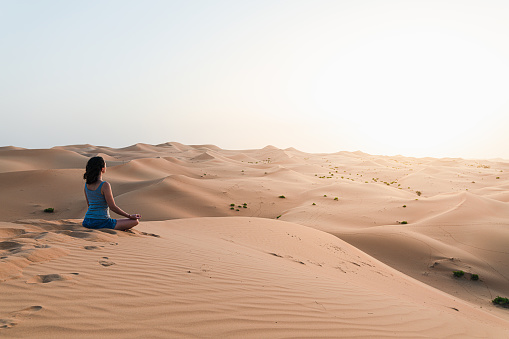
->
[[84, 181, 110, 219]]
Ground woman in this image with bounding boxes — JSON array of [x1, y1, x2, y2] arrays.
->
[[83, 156, 141, 231]]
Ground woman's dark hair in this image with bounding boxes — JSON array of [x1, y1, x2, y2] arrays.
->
[[84, 156, 105, 184]]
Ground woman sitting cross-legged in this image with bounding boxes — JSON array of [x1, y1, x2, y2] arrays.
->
[[82, 156, 141, 231]]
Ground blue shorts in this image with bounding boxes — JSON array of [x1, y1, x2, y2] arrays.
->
[[82, 218, 117, 229]]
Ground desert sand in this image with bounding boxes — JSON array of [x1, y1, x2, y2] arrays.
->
[[1, 142, 509, 338]]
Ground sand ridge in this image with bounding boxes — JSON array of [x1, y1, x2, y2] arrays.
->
[[1, 143, 509, 337]]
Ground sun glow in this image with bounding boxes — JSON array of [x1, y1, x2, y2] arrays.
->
[[311, 25, 509, 157]]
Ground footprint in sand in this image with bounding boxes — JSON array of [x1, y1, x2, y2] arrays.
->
[[26, 273, 78, 284], [34, 244, 50, 248], [140, 231, 160, 238], [0, 306, 43, 329], [0, 318, 16, 329], [0, 241, 23, 251], [268, 253, 306, 265], [99, 257, 115, 267]]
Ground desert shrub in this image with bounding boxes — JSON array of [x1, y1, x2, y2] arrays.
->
[[230, 203, 235, 206], [416, 191, 422, 196], [44, 208, 54, 213], [278, 195, 286, 199], [453, 270, 465, 278], [471, 274, 479, 281], [400, 221, 408, 224], [403, 205, 407, 208], [312, 203, 316, 205], [334, 197, 338, 201], [276, 215, 281, 219], [492, 296, 509, 308]]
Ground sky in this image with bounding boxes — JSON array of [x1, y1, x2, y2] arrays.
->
[[2, 0, 509, 159]]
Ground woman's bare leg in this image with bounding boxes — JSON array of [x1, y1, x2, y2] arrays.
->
[[114, 218, 139, 231]]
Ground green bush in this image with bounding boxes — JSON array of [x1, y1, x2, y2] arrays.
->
[[492, 296, 509, 308], [400, 221, 408, 224], [44, 208, 54, 213], [471, 274, 479, 281], [453, 270, 465, 278], [278, 195, 286, 199]]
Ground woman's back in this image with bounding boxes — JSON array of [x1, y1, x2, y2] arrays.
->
[[84, 181, 110, 219]]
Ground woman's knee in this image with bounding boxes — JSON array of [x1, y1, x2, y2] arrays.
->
[[124, 219, 138, 228], [114, 219, 138, 231]]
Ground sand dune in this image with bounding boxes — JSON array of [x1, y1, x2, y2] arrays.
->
[[1, 142, 509, 337], [1, 218, 508, 338], [190, 144, 223, 151], [0, 149, 89, 173], [0, 146, 25, 152], [157, 141, 194, 152], [225, 153, 261, 163]]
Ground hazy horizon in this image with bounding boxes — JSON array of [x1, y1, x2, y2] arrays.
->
[[3, 0, 509, 159]]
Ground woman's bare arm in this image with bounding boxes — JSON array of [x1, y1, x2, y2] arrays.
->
[[101, 182, 136, 219], [84, 186, 89, 207]]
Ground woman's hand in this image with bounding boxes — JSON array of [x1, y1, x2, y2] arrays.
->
[[129, 214, 141, 220]]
